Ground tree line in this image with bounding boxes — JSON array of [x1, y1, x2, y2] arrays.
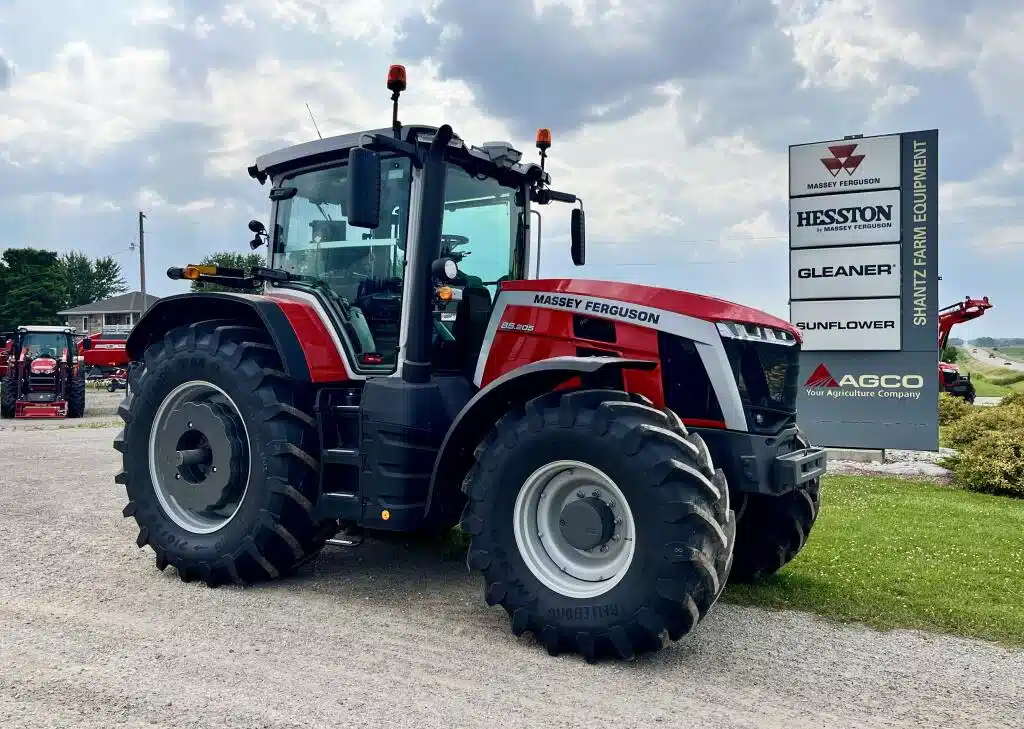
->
[[971, 337, 1024, 347], [0, 247, 129, 332]]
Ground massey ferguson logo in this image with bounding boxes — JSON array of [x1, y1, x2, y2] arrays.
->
[[821, 144, 865, 177], [804, 364, 923, 400]]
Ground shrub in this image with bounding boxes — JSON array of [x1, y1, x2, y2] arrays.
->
[[940, 398, 1024, 498], [938, 392, 974, 425], [990, 372, 1024, 387], [1001, 391, 1024, 408]]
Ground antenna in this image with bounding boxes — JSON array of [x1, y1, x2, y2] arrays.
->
[[305, 103, 323, 140]]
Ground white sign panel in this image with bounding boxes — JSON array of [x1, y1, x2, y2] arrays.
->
[[791, 244, 901, 301], [790, 134, 901, 197], [791, 297, 902, 351], [789, 189, 901, 248]]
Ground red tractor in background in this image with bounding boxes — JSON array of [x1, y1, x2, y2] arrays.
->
[[112, 66, 826, 662], [1, 325, 86, 419], [938, 296, 993, 403]]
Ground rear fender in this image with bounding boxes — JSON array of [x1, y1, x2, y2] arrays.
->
[[126, 292, 311, 380], [425, 356, 657, 522]]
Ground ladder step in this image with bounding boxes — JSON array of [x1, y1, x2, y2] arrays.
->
[[323, 448, 360, 466]]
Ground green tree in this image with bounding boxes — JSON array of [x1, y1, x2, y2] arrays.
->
[[190, 251, 266, 294], [941, 345, 960, 364], [0, 248, 66, 331], [58, 251, 128, 307]]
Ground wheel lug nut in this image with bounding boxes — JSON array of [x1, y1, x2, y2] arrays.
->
[[592, 490, 600, 497], [600, 544, 610, 553], [576, 491, 585, 498], [559, 519, 566, 527]]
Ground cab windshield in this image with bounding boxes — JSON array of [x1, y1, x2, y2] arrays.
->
[[272, 155, 524, 368], [21, 333, 69, 358]]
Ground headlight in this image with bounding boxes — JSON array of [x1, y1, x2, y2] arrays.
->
[[716, 321, 797, 346]]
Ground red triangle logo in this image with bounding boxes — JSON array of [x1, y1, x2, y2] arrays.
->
[[805, 364, 839, 387]]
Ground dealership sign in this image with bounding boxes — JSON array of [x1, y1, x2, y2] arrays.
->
[[787, 130, 939, 451], [789, 135, 902, 196], [790, 243, 901, 300], [790, 189, 901, 248]]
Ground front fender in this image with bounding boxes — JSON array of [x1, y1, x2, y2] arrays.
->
[[425, 356, 657, 523]]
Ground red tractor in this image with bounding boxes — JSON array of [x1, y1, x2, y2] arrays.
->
[[938, 296, 992, 403], [0, 333, 13, 378], [113, 66, 826, 662], [1, 325, 86, 419]]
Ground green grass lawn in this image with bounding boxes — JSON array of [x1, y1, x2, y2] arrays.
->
[[722, 474, 1024, 647]]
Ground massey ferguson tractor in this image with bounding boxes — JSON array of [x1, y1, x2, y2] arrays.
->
[[938, 296, 993, 403], [112, 65, 826, 662], [1, 325, 86, 418]]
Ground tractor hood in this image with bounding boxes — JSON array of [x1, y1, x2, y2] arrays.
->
[[499, 279, 802, 341]]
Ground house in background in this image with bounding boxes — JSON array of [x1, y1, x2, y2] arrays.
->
[[58, 291, 161, 334]]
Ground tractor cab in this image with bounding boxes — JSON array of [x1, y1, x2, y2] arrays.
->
[[0, 325, 86, 418]]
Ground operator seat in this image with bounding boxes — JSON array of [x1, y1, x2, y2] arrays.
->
[[453, 282, 493, 379]]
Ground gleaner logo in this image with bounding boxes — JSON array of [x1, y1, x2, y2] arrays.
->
[[804, 364, 924, 400], [821, 144, 865, 177]]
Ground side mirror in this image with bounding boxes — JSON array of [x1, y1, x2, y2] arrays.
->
[[570, 208, 586, 266], [347, 147, 382, 229], [431, 256, 460, 282], [248, 220, 266, 234]]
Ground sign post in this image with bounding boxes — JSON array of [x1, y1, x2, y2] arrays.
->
[[788, 131, 939, 451]]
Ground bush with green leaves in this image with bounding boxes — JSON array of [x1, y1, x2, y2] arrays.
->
[[940, 397, 1024, 498], [938, 392, 974, 425]]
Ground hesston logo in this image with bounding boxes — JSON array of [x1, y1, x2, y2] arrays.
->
[[821, 144, 865, 177], [803, 364, 923, 400], [794, 204, 895, 232]]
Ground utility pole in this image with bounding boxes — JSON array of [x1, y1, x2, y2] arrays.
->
[[138, 211, 147, 316]]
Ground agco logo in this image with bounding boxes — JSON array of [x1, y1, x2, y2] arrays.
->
[[820, 144, 866, 178], [804, 364, 923, 400]]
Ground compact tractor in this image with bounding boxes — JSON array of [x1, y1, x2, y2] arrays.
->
[[1, 325, 86, 419], [938, 296, 993, 403], [113, 65, 826, 661]]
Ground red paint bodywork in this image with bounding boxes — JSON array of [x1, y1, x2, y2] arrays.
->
[[265, 292, 351, 382], [499, 279, 801, 338], [78, 333, 130, 369]]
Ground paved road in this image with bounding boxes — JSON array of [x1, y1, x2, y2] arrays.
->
[[1, 428, 1020, 729], [970, 348, 1024, 373]]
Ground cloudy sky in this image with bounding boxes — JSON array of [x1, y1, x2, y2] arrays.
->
[[1, 0, 1021, 339]]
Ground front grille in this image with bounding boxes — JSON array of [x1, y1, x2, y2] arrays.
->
[[720, 337, 799, 433], [28, 373, 57, 392]]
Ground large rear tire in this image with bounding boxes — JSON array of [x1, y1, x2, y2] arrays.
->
[[114, 321, 336, 586], [461, 388, 735, 662], [729, 433, 821, 583]]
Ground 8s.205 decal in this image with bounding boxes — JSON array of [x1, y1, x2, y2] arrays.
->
[[499, 321, 535, 332]]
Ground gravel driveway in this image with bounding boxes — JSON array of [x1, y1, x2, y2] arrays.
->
[[1, 427, 1020, 729]]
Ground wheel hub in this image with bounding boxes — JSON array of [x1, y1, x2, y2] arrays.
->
[[150, 387, 249, 534], [559, 497, 615, 551]]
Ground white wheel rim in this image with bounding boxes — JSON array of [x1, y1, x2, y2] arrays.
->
[[513, 460, 636, 599], [147, 380, 252, 535]]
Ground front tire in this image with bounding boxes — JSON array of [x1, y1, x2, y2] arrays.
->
[[461, 388, 735, 662], [0, 373, 15, 418], [114, 321, 336, 586], [729, 433, 821, 583], [67, 368, 86, 417]]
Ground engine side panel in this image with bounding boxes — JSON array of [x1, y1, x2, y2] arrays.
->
[[474, 288, 748, 431], [265, 293, 353, 383]]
